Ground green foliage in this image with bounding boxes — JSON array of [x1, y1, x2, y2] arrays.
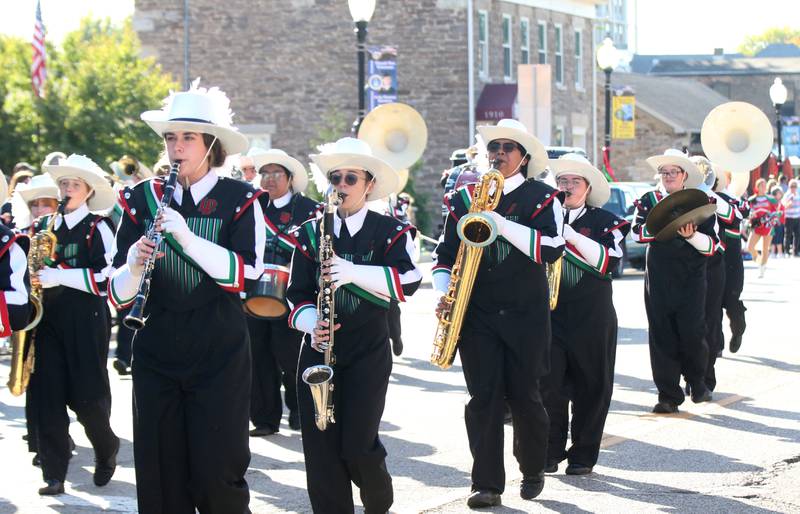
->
[[402, 159, 432, 237], [738, 27, 800, 56], [305, 108, 350, 202], [0, 17, 177, 175]]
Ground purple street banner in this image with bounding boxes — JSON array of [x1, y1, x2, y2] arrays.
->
[[366, 45, 398, 112]]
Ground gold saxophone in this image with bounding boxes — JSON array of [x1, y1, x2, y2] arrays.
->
[[7, 200, 64, 396], [546, 257, 562, 311], [431, 161, 504, 369], [301, 189, 340, 430]]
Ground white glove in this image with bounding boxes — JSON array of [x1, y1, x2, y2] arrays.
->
[[161, 207, 196, 249], [126, 242, 144, 277], [484, 211, 507, 235], [562, 224, 577, 243], [37, 267, 61, 289], [328, 255, 357, 288]]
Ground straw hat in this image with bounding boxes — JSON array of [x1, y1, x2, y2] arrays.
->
[[43, 154, 116, 211], [310, 137, 399, 201], [550, 153, 611, 207]]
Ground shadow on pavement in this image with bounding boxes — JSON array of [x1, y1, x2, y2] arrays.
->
[[616, 327, 648, 345], [600, 439, 762, 473]]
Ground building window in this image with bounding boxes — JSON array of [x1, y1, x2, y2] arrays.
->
[[537, 21, 547, 64], [502, 15, 513, 79], [574, 29, 583, 89], [554, 125, 565, 146], [520, 18, 530, 65], [554, 24, 563, 85], [478, 11, 488, 79]]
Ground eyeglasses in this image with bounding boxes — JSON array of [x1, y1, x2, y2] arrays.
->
[[556, 177, 588, 187], [487, 142, 520, 153], [329, 172, 366, 186], [261, 171, 287, 180], [658, 170, 685, 178]]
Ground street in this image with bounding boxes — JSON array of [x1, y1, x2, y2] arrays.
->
[[1, 257, 799, 513]]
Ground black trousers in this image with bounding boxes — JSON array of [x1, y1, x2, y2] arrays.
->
[[132, 298, 251, 514], [645, 252, 709, 406], [297, 316, 393, 514], [115, 306, 134, 365], [458, 310, 549, 493], [246, 315, 302, 430], [785, 217, 800, 255], [30, 293, 117, 483], [387, 300, 402, 346], [542, 286, 617, 468], [721, 238, 746, 330], [704, 254, 725, 391]]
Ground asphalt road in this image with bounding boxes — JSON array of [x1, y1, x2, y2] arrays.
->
[[1, 256, 798, 513]]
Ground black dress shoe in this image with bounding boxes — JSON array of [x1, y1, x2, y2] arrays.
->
[[391, 338, 403, 356], [544, 462, 558, 473], [520, 473, 545, 500], [32, 453, 41, 467], [467, 489, 501, 508], [113, 359, 131, 376], [38, 480, 64, 495], [691, 388, 712, 403], [503, 403, 513, 424], [249, 426, 278, 437], [94, 436, 120, 486], [565, 463, 593, 475], [652, 401, 679, 414], [288, 411, 301, 430]]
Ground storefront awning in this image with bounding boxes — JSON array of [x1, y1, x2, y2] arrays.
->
[[475, 84, 517, 122]]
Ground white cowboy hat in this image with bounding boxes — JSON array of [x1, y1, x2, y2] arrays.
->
[[550, 153, 611, 207], [310, 137, 399, 201], [17, 174, 58, 204], [42, 151, 66, 168], [43, 154, 116, 211], [140, 80, 249, 155], [476, 119, 549, 176], [646, 149, 703, 189], [0, 173, 8, 205], [249, 148, 309, 192]]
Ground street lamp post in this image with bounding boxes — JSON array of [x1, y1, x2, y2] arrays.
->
[[596, 37, 617, 169], [348, 0, 377, 134], [770, 77, 788, 164]]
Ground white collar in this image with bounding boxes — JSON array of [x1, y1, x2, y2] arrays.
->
[[58, 203, 90, 230], [271, 190, 293, 209], [172, 170, 219, 206], [502, 172, 525, 194], [563, 203, 587, 223], [333, 204, 369, 237]]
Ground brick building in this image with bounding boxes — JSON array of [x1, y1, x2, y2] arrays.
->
[[133, 0, 602, 227]]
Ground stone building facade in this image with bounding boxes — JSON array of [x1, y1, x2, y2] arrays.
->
[[133, 0, 601, 229]]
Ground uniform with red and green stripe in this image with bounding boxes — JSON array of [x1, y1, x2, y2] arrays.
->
[[286, 210, 421, 334], [32, 211, 115, 297], [0, 224, 31, 337], [560, 207, 630, 297], [110, 176, 263, 312], [263, 193, 320, 266], [716, 191, 746, 242]]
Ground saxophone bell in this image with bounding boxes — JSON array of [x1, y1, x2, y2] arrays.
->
[[301, 364, 335, 431]]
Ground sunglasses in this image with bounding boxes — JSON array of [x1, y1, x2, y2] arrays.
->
[[487, 142, 520, 153], [329, 171, 367, 186]]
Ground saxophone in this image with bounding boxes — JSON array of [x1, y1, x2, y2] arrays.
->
[[301, 188, 340, 431], [7, 198, 67, 396], [431, 161, 504, 369]]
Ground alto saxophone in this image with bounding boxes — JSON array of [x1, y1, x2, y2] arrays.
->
[[301, 188, 340, 431], [7, 197, 68, 396], [431, 160, 504, 369]]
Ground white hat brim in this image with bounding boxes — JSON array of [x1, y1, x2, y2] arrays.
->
[[19, 185, 59, 204], [476, 125, 549, 175], [141, 112, 250, 156], [646, 155, 703, 189], [43, 165, 116, 211], [0, 174, 8, 205], [310, 153, 399, 201], [551, 161, 611, 207], [252, 154, 309, 192]]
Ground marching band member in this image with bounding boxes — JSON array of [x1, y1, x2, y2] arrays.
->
[[632, 149, 718, 414], [287, 137, 421, 513], [247, 148, 318, 436], [2, 164, 36, 228], [108, 82, 265, 513], [30, 154, 119, 495], [715, 171, 748, 352], [543, 154, 628, 476], [747, 178, 778, 278], [435, 119, 564, 508], [239, 149, 260, 183]]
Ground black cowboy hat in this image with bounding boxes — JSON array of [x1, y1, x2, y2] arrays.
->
[[646, 189, 716, 242]]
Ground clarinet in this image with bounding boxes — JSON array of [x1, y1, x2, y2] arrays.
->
[[123, 162, 180, 330]]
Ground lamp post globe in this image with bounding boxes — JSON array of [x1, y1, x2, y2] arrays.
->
[[770, 77, 788, 163], [348, 0, 377, 134]]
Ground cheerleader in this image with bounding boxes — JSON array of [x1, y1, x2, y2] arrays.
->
[[30, 154, 119, 495], [747, 178, 778, 278], [287, 137, 422, 513]]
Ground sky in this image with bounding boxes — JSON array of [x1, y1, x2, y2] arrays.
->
[[1, 0, 799, 56]]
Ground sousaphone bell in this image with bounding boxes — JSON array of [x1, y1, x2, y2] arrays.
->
[[358, 102, 428, 172]]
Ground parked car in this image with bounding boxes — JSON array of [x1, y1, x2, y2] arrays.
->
[[546, 146, 588, 159], [603, 181, 655, 275]]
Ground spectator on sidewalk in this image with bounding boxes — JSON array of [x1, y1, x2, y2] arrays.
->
[[782, 179, 800, 256], [771, 187, 786, 258]]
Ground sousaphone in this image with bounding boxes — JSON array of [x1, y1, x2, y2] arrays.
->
[[701, 101, 773, 197], [358, 102, 428, 175]]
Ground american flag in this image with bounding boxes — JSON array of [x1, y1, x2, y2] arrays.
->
[[31, 0, 47, 98]]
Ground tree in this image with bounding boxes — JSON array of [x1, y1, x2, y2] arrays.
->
[[738, 27, 800, 56], [0, 17, 177, 175]]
